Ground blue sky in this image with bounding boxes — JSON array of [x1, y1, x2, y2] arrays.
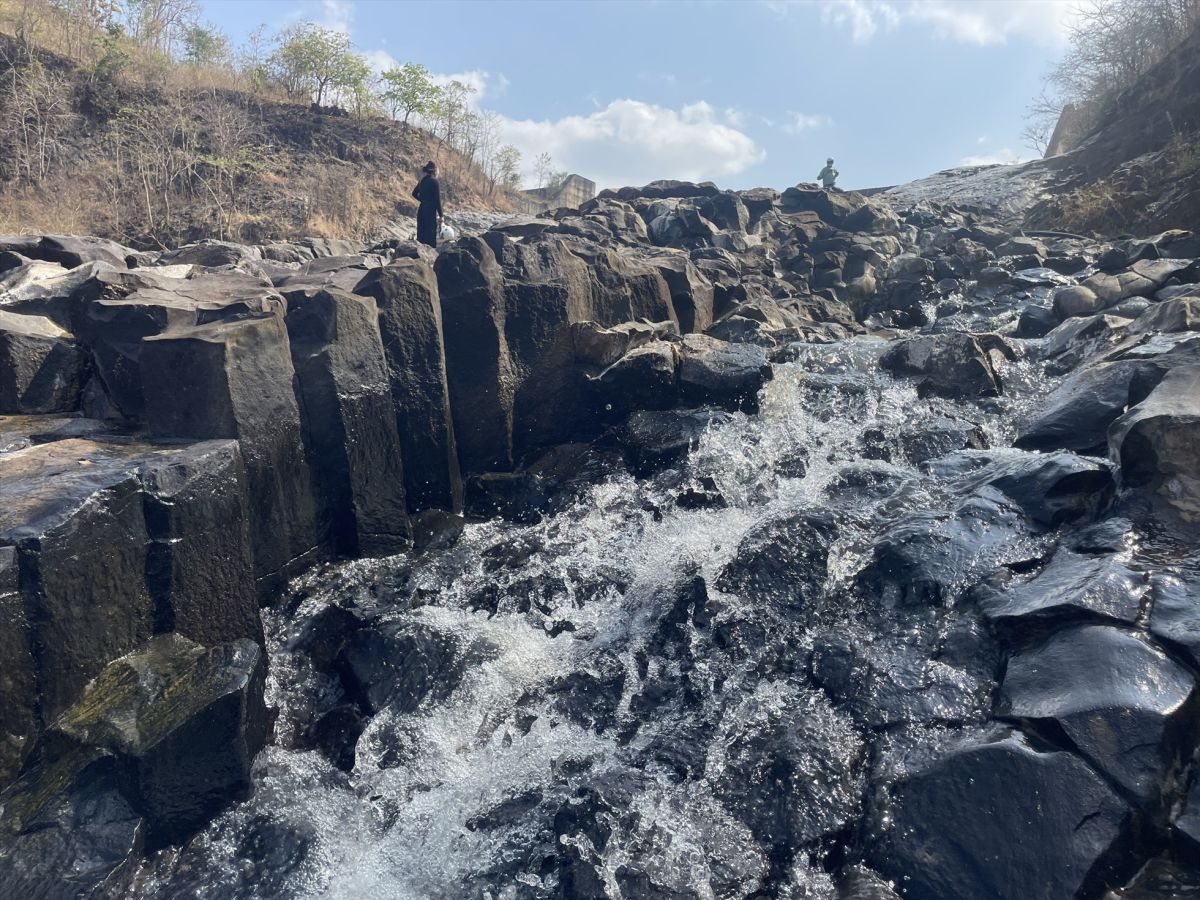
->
[[197, 0, 1080, 191]]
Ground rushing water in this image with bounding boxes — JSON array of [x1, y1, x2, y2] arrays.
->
[[135, 335, 1055, 900]]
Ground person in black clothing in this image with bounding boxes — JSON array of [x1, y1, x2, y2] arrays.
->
[[412, 160, 443, 247]]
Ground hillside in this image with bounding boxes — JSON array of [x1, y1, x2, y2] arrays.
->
[[883, 22, 1200, 238], [0, 33, 510, 249]]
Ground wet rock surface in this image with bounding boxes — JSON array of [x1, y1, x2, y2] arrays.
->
[[3, 181, 1200, 898]]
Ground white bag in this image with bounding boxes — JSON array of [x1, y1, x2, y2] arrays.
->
[[439, 223, 457, 243]]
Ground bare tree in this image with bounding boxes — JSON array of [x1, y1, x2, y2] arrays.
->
[[1030, 0, 1200, 154], [0, 57, 77, 183], [534, 151, 552, 189]]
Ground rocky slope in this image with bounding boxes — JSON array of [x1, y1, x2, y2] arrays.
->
[[0, 176, 1199, 898], [886, 23, 1200, 239]]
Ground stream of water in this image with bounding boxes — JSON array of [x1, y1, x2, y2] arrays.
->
[[135, 335, 1053, 900]]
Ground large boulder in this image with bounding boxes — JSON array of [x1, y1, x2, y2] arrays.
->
[[868, 728, 1133, 900], [715, 509, 837, 611], [24, 633, 267, 849], [0, 748, 144, 898], [858, 490, 1035, 608], [589, 341, 678, 415], [31, 235, 132, 269], [157, 239, 262, 268], [880, 332, 1011, 400], [713, 686, 864, 865], [999, 624, 1195, 808], [1016, 359, 1166, 454], [779, 185, 866, 227], [141, 314, 319, 593], [74, 266, 283, 422], [968, 449, 1115, 526], [353, 260, 462, 513], [1109, 364, 1200, 520], [1052, 284, 1100, 319], [0, 311, 88, 415], [678, 333, 772, 411], [284, 288, 409, 556], [1130, 296, 1200, 334], [336, 618, 483, 716], [615, 408, 731, 475]]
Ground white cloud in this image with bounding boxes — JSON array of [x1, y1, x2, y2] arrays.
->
[[810, 0, 1080, 46], [429, 69, 494, 106], [961, 147, 1032, 166], [781, 112, 834, 134], [320, 0, 354, 34], [495, 99, 765, 190], [362, 49, 398, 75]]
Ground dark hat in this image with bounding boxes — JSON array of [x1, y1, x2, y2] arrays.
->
[[422, 160, 437, 173]]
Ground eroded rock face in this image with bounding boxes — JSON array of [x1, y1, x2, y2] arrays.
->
[[1109, 364, 1200, 519], [0, 311, 88, 414]]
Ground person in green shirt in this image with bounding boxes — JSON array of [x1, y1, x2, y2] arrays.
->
[[818, 157, 839, 189]]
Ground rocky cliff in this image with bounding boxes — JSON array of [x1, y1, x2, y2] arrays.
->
[[1, 175, 1200, 897]]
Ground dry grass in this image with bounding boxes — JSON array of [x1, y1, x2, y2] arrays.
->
[[1035, 133, 1200, 236]]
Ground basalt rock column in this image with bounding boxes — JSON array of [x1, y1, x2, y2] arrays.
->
[[141, 314, 319, 595], [284, 287, 410, 555], [435, 237, 517, 474], [354, 261, 463, 512]]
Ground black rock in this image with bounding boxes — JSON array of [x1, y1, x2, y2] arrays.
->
[[999, 624, 1195, 807], [1016, 359, 1165, 454], [0, 312, 89, 415], [285, 287, 410, 556], [678, 333, 772, 412], [1149, 574, 1200, 670], [614, 408, 732, 476], [465, 471, 549, 524], [715, 509, 837, 611], [713, 685, 864, 870], [867, 728, 1133, 900], [977, 548, 1146, 642], [1109, 364, 1200, 520], [142, 314, 320, 595], [353, 260, 463, 512], [34, 633, 267, 849], [858, 490, 1035, 608], [0, 750, 143, 899], [337, 618, 483, 715]]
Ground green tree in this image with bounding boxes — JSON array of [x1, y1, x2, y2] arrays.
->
[[269, 23, 363, 107], [181, 24, 228, 66], [379, 62, 440, 125]]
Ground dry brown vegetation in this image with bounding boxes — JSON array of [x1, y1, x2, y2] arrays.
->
[[0, 0, 513, 248], [1034, 133, 1200, 236]]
